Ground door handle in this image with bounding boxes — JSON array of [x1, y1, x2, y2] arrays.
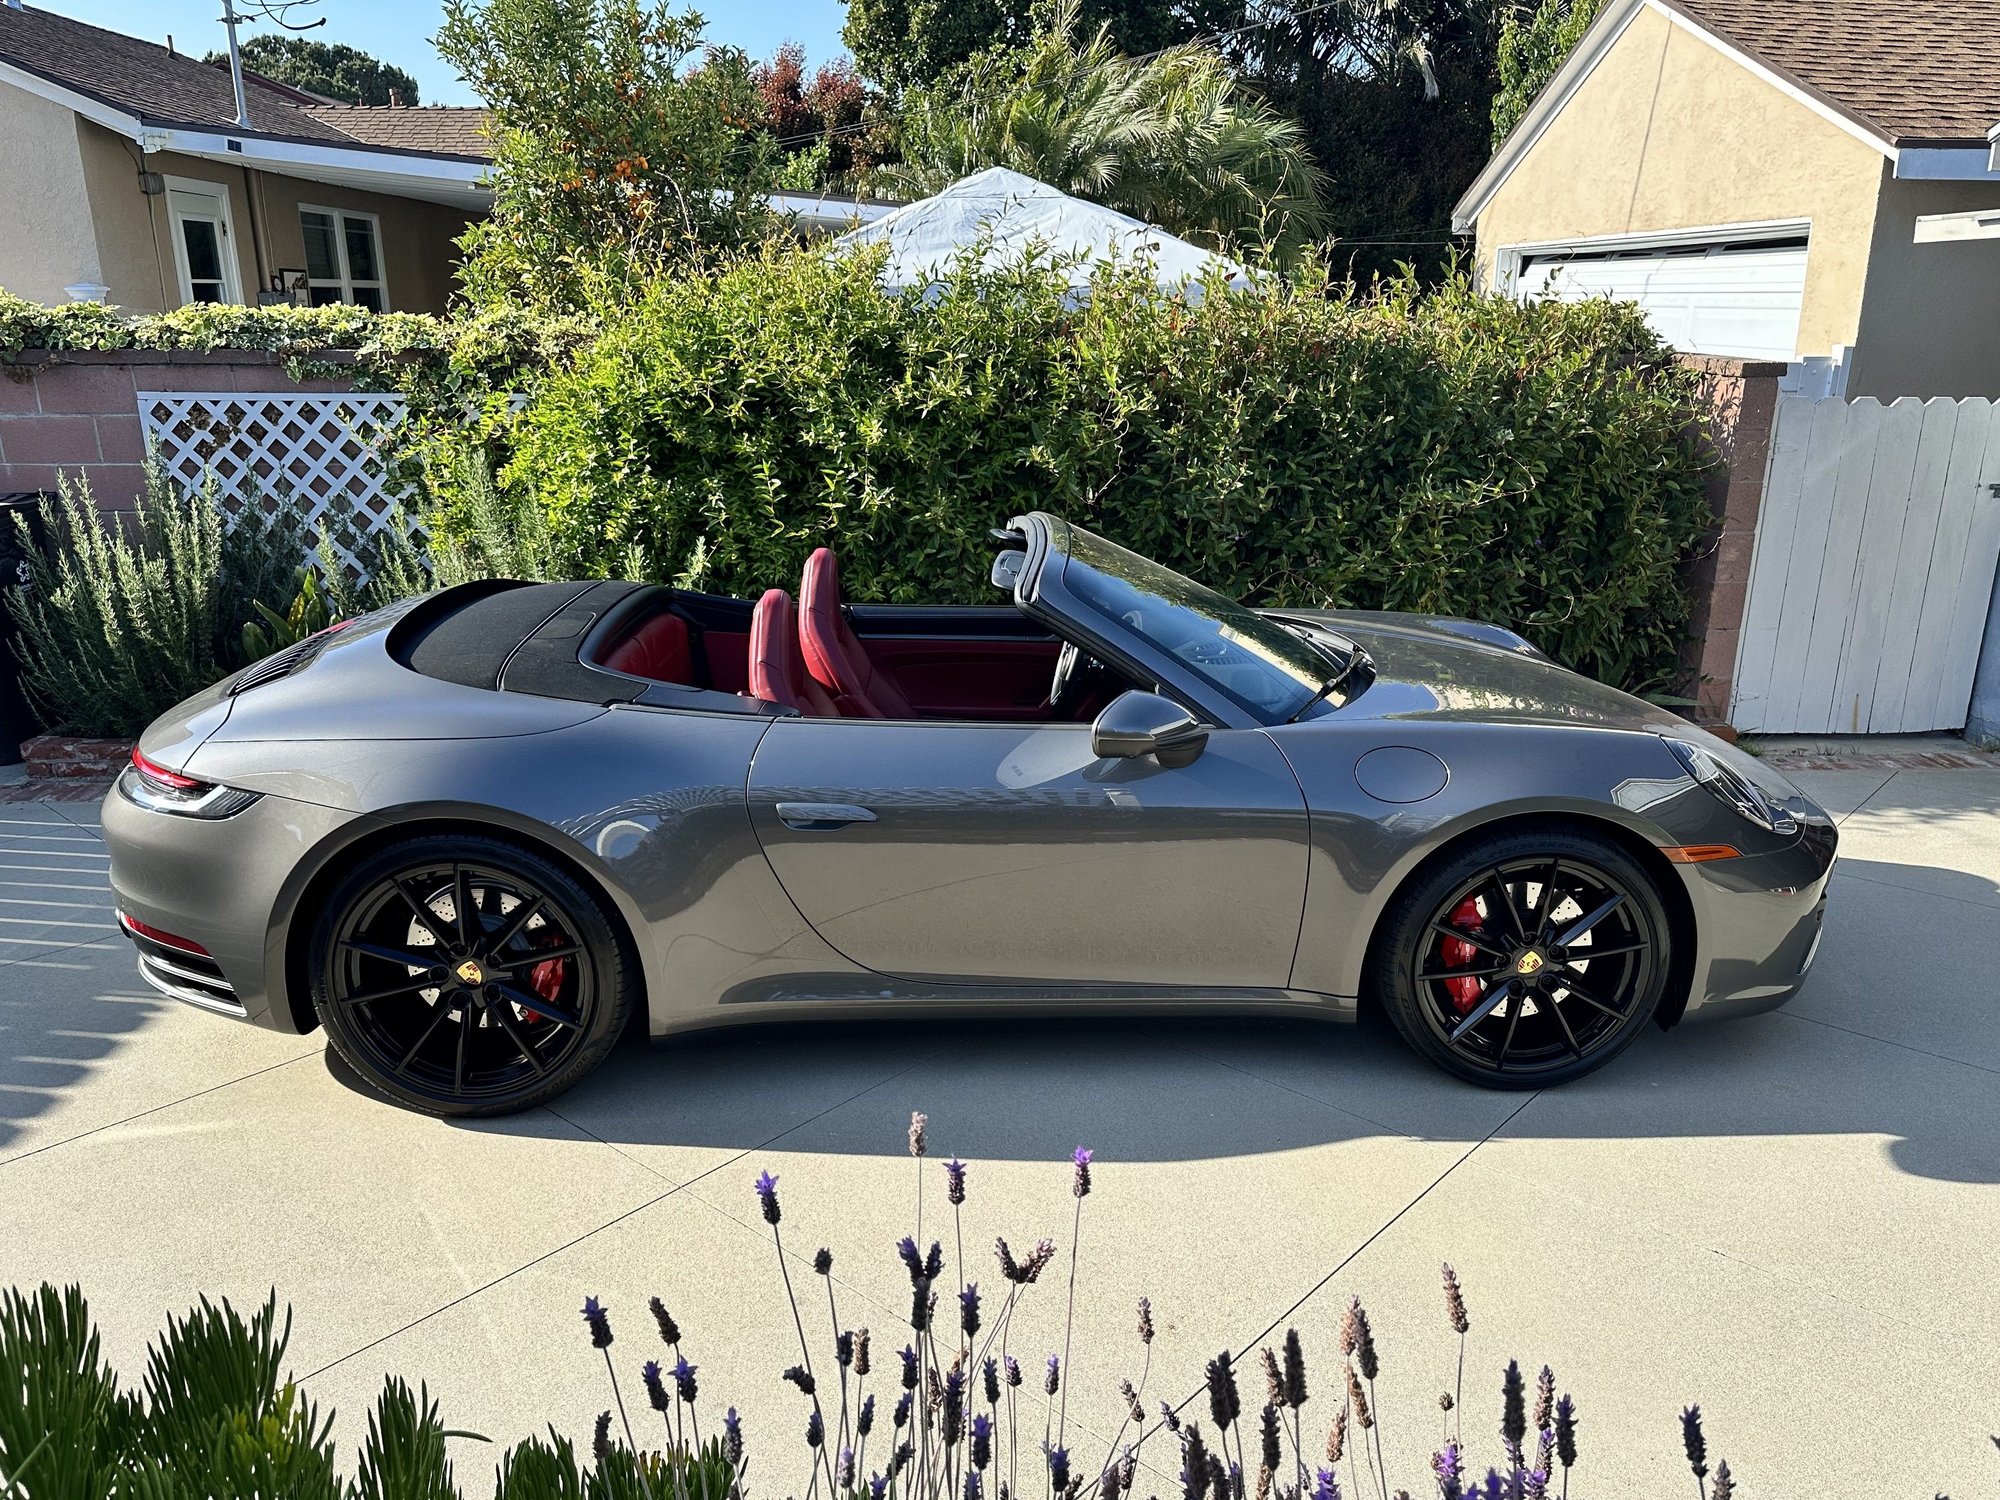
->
[[775, 802, 878, 831]]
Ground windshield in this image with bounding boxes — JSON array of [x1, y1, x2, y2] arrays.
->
[[1055, 523, 1335, 720]]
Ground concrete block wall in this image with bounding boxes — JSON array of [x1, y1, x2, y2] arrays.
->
[[0, 350, 359, 513]]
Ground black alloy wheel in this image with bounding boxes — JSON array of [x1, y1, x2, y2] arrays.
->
[[1370, 828, 1671, 1088], [309, 835, 634, 1117]]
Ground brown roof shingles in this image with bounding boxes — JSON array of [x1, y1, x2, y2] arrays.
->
[[1664, 0, 2000, 146], [301, 104, 492, 161], [0, 3, 490, 161]]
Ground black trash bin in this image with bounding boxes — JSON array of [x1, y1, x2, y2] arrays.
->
[[0, 490, 52, 767]]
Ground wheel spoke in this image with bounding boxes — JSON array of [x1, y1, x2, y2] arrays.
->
[[494, 980, 584, 1031], [1562, 940, 1645, 962], [486, 897, 545, 957], [337, 975, 437, 1007], [1544, 989, 1585, 1058], [1533, 858, 1563, 939], [1554, 893, 1624, 948], [1427, 921, 1512, 960], [453, 1003, 472, 1093], [1448, 977, 1516, 1045], [1485, 872, 1528, 944], [1498, 992, 1525, 1063], [454, 865, 479, 949], [396, 1001, 454, 1070], [341, 937, 441, 971], [488, 1003, 550, 1076], [1553, 965, 1629, 1019], [387, 879, 447, 943], [1418, 960, 1510, 982]]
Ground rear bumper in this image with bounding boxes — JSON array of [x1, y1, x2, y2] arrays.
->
[[1679, 816, 1837, 1023], [104, 779, 375, 1033]]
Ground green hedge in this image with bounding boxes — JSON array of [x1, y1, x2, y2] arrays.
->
[[475, 249, 1715, 692]]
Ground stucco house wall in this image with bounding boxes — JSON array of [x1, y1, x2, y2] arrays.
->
[[1470, 4, 1886, 366], [0, 83, 104, 304], [1847, 175, 2000, 399]]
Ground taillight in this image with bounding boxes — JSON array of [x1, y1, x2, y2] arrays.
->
[[118, 749, 261, 819]]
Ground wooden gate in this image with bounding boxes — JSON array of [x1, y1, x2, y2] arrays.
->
[[1730, 396, 2000, 734]]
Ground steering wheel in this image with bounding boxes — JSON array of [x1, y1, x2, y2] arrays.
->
[[1048, 642, 1094, 719]]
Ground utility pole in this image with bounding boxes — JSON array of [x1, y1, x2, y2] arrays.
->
[[220, 0, 251, 127]]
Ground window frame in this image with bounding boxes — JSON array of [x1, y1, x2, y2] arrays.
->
[[297, 204, 390, 311], [164, 176, 243, 307]]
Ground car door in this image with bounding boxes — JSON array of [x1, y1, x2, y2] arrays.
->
[[745, 717, 1310, 988]]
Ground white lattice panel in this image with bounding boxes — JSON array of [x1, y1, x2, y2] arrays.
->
[[137, 391, 414, 574]]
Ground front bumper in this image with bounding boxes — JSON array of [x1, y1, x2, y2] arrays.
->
[[103, 779, 375, 1033], [1678, 813, 1837, 1022]]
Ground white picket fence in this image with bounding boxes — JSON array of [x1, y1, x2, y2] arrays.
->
[[137, 391, 415, 574], [1731, 396, 2000, 733]]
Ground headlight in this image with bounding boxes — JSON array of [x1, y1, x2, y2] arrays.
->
[[1663, 738, 1797, 836], [119, 749, 261, 819]]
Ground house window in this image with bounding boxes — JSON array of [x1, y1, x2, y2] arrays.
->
[[299, 207, 388, 310], [166, 182, 241, 305]]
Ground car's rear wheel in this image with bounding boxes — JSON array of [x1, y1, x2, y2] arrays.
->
[[1369, 827, 1670, 1088], [308, 835, 634, 1117]]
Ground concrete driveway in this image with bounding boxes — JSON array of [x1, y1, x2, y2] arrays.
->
[[3, 754, 1998, 1498]]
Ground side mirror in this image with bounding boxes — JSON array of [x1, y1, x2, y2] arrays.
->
[[1091, 690, 1209, 768]]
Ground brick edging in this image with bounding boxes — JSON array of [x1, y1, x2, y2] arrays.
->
[[22, 734, 132, 781]]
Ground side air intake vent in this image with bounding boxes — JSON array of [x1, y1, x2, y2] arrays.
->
[[229, 624, 345, 695]]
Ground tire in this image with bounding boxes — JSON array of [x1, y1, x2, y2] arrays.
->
[[1367, 826, 1671, 1089], [308, 834, 635, 1117]]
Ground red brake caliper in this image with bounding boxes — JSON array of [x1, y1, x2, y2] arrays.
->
[[1441, 895, 1485, 1015], [523, 930, 568, 1023]]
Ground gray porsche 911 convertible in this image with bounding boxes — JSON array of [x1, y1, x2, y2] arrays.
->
[[104, 512, 1836, 1116]]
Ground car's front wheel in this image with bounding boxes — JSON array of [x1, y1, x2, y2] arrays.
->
[[1369, 827, 1671, 1088], [308, 835, 635, 1117]]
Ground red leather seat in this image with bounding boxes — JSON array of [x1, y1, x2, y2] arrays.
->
[[749, 589, 838, 717], [799, 547, 914, 719], [599, 611, 693, 684]]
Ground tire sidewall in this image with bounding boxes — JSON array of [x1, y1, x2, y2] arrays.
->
[[308, 834, 633, 1117], [1370, 827, 1672, 1089]]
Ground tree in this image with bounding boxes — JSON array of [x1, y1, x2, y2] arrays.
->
[[202, 36, 422, 105], [842, 0, 1223, 96], [747, 43, 874, 185], [1493, 0, 1603, 144], [435, 0, 780, 307], [879, 3, 1327, 257]]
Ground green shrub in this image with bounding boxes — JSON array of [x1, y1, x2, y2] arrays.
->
[[470, 247, 1713, 692], [5, 472, 426, 740]]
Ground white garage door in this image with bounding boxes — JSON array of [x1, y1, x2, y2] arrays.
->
[[1518, 240, 1808, 361]]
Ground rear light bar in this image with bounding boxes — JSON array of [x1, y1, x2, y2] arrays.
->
[[118, 749, 261, 819], [118, 911, 211, 957]]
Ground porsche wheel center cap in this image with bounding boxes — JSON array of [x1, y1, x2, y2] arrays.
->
[[455, 959, 486, 986], [1513, 949, 1547, 978]]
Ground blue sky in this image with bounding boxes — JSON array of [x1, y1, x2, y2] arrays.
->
[[41, 1, 851, 106]]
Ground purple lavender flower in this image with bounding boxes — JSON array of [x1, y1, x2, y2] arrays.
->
[[1104, 1456, 1127, 1500], [807, 1410, 824, 1449], [898, 1236, 926, 1285], [943, 1367, 966, 1443], [673, 1354, 698, 1405], [1501, 1360, 1526, 1461], [839, 1447, 856, 1489], [983, 1356, 1000, 1405], [1072, 1146, 1093, 1198], [1259, 1404, 1282, 1473], [1554, 1394, 1576, 1471], [1346, 1297, 1378, 1383], [909, 1111, 928, 1157], [642, 1359, 668, 1412], [995, 1237, 1022, 1282], [1159, 1400, 1182, 1434], [1205, 1350, 1240, 1430], [1533, 1367, 1554, 1432], [1680, 1406, 1707, 1482], [1121, 1379, 1145, 1424], [722, 1407, 743, 1465], [1312, 1468, 1342, 1500], [1432, 1443, 1464, 1500], [869, 1475, 889, 1500], [755, 1170, 781, 1225], [1711, 1457, 1735, 1500], [1138, 1297, 1155, 1345], [964, 1472, 983, 1500], [1048, 1445, 1072, 1491], [837, 1330, 855, 1369], [853, 1327, 872, 1377], [1018, 1238, 1058, 1284], [1282, 1328, 1308, 1409], [945, 1158, 968, 1205], [924, 1240, 944, 1281], [814, 1247, 834, 1276], [593, 1410, 612, 1463], [783, 1365, 816, 1397], [648, 1297, 680, 1347], [971, 1413, 993, 1470], [1046, 1355, 1061, 1397], [900, 1344, 919, 1390], [911, 1278, 933, 1333], [961, 1283, 982, 1337], [581, 1296, 612, 1349], [894, 1391, 912, 1429], [1005, 1355, 1022, 1388], [858, 1394, 876, 1438], [1480, 1471, 1503, 1500]]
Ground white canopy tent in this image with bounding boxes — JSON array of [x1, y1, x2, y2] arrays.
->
[[832, 166, 1249, 296]]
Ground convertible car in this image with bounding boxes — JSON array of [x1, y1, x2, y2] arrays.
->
[[104, 513, 1836, 1116]]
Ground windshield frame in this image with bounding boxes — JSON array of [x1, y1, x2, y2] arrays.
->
[[1005, 513, 1355, 729]]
